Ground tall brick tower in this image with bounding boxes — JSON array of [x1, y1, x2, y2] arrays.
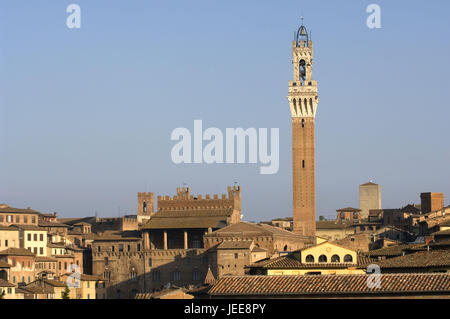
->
[[288, 20, 319, 237]]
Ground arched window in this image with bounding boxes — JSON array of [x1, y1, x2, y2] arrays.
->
[[331, 255, 340, 263], [318, 255, 327, 263], [305, 255, 314, 263], [283, 245, 288, 251], [302, 119, 305, 127], [344, 254, 353, 262]]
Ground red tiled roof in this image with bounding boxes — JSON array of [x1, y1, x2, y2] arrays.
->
[[0, 279, 15, 287], [0, 260, 12, 268], [0, 206, 40, 214], [373, 250, 450, 269], [209, 273, 450, 296], [217, 241, 253, 250], [0, 247, 35, 257], [336, 207, 361, 212]]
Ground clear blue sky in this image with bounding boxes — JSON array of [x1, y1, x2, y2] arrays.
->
[[1, 0, 449, 221]]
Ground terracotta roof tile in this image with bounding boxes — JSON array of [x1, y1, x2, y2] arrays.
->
[[0, 247, 35, 256], [0, 206, 40, 214], [0, 279, 15, 287], [209, 273, 450, 296], [141, 210, 231, 230], [373, 250, 450, 269], [217, 241, 253, 250]]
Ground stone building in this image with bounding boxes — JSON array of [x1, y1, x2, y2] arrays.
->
[[336, 207, 361, 222], [0, 247, 36, 286], [35, 256, 57, 279], [0, 279, 18, 299], [0, 226, 20, 249], [420, 192, 444, 214], [0, 205, 40, 227], [204, 221, 312, 279], [141, 186, 242, 250], [247, 241, 366, 276], [359, 181, 382, 218], [89, 186, 242, 298], [288, 21, 319, 237], [10, 225, 48, 256]]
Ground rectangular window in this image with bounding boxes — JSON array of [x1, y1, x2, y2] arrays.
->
[[302, 160, 305, 168], [31, 216, 36, 223], [152, 271, 160, 281], [111, 246, 115, 252], [0, 215, 3, 222], [137, 244, 141, 251], [7, 215, 12, 223], [172, 271, 181, 281], [40, 234, 44, 241], [127, 245, 131, 252], [16, 216, 20, 223], [5, 240, 8, 247], [64, 262, 67, 270], [148, 258, 152, 267], [40, 247, 44, 255], [192, 270, 201, 281], [28, 234, 31, 241], [24, 216, 28, 223], [33, 234, 37, 241], [119, 244, 124, 252], [33, 247, 37, 254]]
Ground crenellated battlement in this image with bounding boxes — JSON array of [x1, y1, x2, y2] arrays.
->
[[156, 186, 241, 212]]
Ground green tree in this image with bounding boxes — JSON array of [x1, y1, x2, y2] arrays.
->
[[61, 286, 71, 299], [319, 215, 325, 221], [0, 290, 5, 299]]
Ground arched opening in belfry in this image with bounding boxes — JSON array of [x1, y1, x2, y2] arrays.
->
[[299, 59, 306, 85], [0, 270, 7, 280], [293, 98, 297, 115]]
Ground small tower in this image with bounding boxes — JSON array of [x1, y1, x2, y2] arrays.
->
[[288, 19, 319, 237], [359, 182, 382, 218], [137, 192, 154, 223]]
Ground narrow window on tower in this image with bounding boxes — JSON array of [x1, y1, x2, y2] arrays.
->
[[302, 119, 305, 128], [299, 59, 306, 85], [302, 160, 305, 168], [143, 202, 147, 213]]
